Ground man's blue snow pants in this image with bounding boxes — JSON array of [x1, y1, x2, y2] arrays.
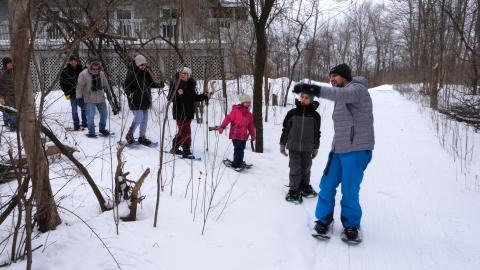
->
[[315, 150, 372, 229]]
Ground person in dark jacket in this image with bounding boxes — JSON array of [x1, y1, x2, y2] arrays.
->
[[280, 86, 321, 204], [60, 55, 87, 130], [124, 54, 164, 145], [310, 63, 374, 242], [167, 67, 211, 158], [0, 56, 16, 130]]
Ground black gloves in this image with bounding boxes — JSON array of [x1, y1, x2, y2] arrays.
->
[[293, 82, 321, 97]]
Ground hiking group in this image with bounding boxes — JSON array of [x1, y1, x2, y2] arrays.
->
[[1, 55, 374, 243]]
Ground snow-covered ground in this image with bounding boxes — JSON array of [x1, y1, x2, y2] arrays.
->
[[1, 81, 480, 270]]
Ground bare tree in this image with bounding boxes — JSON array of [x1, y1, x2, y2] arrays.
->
[[8, 0, 61, 233], [247, 0, 277, 153]]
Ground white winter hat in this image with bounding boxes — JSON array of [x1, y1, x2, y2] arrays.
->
[[180, 67, 192, 77], [240, 94, 252, 103], [135, 54, 147, 67]]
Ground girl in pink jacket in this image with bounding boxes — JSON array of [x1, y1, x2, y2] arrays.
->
[[219, 94, 256, 170]]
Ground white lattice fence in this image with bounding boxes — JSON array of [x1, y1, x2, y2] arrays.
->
[[1, 49, 225, 92]]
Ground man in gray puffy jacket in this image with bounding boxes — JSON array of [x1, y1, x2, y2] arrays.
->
[[311, 63, 374, 243], [76, 59, 111, 138]]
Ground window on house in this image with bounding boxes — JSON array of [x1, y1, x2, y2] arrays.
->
[[116, 9, 133, 36], [46, 24, 62, 40], [116, 9, 132, 20], [161, 8, 178, 19], [162, 24, 176, 38], [67, 8, 83, 21]]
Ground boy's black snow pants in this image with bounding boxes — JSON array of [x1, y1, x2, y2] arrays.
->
[[289, 151, 313, 191]]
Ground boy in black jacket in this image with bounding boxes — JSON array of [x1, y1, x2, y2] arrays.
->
[[280, 85, 321, 204]]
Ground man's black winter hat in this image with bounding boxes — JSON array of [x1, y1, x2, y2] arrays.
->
[[2, 56, 12, 69], [69, 54, 79, 61], [329, 63, 352, 81], [293, 83, 321, 97]]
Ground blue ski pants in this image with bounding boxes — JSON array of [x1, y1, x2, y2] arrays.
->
[[315, 150, 372, 229]]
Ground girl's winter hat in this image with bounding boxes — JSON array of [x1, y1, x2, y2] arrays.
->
[[329, 63, 352, 81], [180, 67, 192, 77], [2, 56, 12, 68], [135, 54, 147, 67], [240, 94, 252, 103]]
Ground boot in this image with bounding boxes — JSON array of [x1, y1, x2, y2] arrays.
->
[[182, 145, 193, 158], [300, 184, 318, 198], [343, 228, 359, 241], [126, 133, 135, 144], [99, 129, 110, 136], [285, 189, 303, 204], [314, 220, 331, 235], [138, 136, 152, 146], [169, 143, 183, 155]]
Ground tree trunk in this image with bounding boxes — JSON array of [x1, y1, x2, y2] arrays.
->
[[252, 28, 267, 153], [249, 0, 276, 153], [474, 0, 480, 94], [264, 75, 269, 122], [430, 63, 439, 110], [217, 25, 228, 116], [8, 0, 61, 232]]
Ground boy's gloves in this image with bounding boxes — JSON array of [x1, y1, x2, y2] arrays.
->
[[280, 145, 288, 157], [312, 149, 318, 159]]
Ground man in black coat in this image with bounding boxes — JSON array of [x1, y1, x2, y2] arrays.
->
[[60, 55, 86, 130], [167, 67, 211, 157], [124, 54, 164, 145]]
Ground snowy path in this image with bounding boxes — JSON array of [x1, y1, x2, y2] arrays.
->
[[2, 85, 480, 270]]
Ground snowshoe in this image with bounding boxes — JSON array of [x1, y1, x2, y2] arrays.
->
[[66, 126, 85, 132], [125, 141, 159, 148], [85, 133, 97, 138], [285, 190, 303, 204], [223, 159, 251, 172], [181, 154, 202, 161], [223, 159, 233, 167], [300, 185, 318, 198], [312, 220, 333, 240], [341, 228, 362, 245], [241, 161, 253, 169]]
